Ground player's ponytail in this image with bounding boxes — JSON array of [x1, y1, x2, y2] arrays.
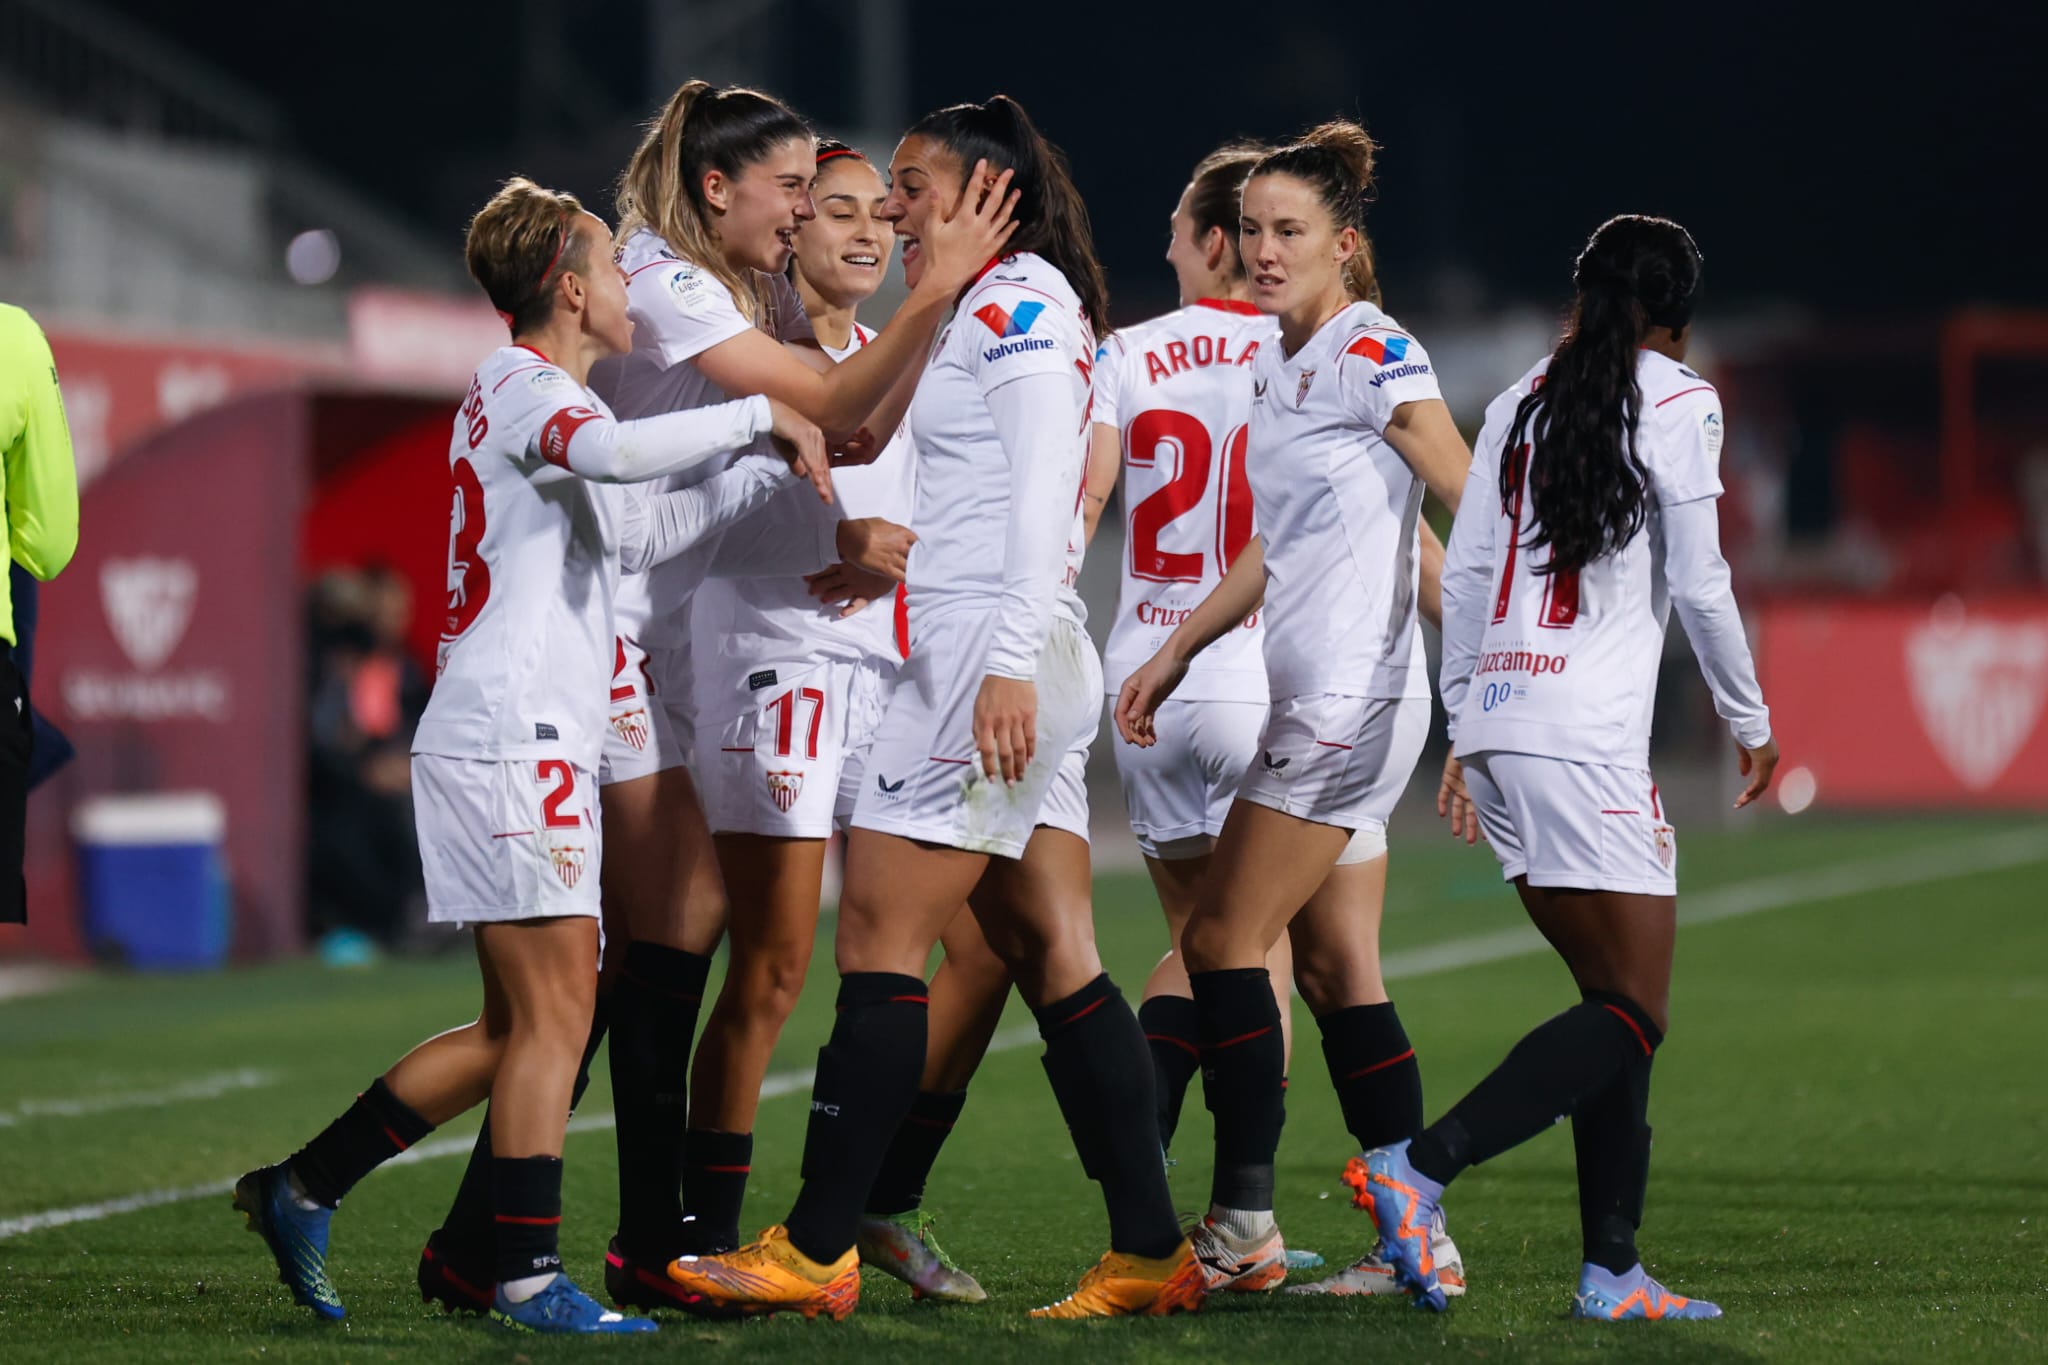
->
[[616, 80, 812, 323], [907, 94, 1110, 338], [1502, 214, 1704, 574], [1186, 142, 1269, 280], [1250, 121, 1382, 305]]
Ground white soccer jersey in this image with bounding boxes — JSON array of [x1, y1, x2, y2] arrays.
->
[[1441, 349, 1770, 768], [409, 346, 618, 770], [590, 228, 818, 650], [902, 253, 1092, 675], [687, 321, 916, 719], [1248, 301, 1440, 700], [1097, 299, 1275, 703]]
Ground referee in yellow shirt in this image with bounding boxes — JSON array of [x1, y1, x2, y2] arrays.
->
[[1, 303, 80, 924]]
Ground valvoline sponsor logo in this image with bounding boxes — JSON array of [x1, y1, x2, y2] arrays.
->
[[976, 299, 1058, 363]]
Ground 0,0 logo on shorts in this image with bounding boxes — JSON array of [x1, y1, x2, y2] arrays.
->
[[767, 770, 804, 812]]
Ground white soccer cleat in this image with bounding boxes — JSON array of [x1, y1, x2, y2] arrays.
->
[[1286, 1212, 1466, 1298], [1188, 1214, 1289, 1293]]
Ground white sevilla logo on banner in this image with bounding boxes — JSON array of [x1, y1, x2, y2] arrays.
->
[[100, 557, 198, 672], [1906, 618, 2048, 791]]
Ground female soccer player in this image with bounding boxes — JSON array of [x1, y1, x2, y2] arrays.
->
[[1099, 142, 1463, 1298], [487, 82, 1013, 1308], [668, 95, 1203, 1322], [1356, 214, 1775, 1319], [1115, 122, 1471, 1293], [232, 177, 832, 1334]]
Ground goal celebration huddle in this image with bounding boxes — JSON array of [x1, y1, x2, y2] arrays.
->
[[229, 82, 1777, 1335]]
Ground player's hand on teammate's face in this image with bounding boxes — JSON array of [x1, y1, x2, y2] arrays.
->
[[803, 562, 899, 618], [1437, 753, 1481, 846], [831, 426, 883, 467], [1112, 650, 1189, 748], [768, 398, 833, 501], [834, 517, 915, 581], [973, 673, 1036, 784], [1734, 737, 1779, 810], [918, 161, 1020, 294]]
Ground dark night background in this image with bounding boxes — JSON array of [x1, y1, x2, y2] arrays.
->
[[103, 0, 2045, 326]]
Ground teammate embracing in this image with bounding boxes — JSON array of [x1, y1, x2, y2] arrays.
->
[[1115, 122, 1472, 1294], [669, 95, 1203, 1322], [1357, 214, 1774, 1319], [232, 177, 828, 1334]]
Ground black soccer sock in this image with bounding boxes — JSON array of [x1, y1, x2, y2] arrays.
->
[[607, 943, 711, 1260], [782, 973, 928, 1265], [679, 1128, 753, 1253], [1036, 975, 1183, 1259], [1318, 1001, 1424, 1152], [1574, 1048, 1655, 1274], [288, 1077, 435, 1208], [492, 1155, 565, 1285], [1408, 990, 1662, 1186], [434, 997, 610, 1264], [1190, 967, 1286, 1212], [867, 1089, 967, 1217], [1137, 994, 1203, 1150]]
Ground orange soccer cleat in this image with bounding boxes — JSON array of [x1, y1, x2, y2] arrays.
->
[[1027, 1238, 1208, 1319], [664, 1224, 860, 1321]]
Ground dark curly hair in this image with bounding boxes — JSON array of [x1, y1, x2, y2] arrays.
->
[[1503, 214, 1704, 574]]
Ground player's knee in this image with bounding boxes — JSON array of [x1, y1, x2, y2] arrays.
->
[[1179, 908, 1244, 975], [733, 950, 810, 1023]]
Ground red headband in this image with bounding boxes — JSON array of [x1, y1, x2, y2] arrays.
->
[[498, 214, 575, 335], [815, 147, 865, 166]]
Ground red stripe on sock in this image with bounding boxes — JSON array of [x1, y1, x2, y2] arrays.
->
[[1602, 1004, 1654, 1057], [889, 994, 930, 1004], [1063, 996, 1109, 1027], [380, 1124, 412, 1152], [1145, 1032, 1200, 1058], [494, 1213, 563, 1226], [701, 1164, 752, 1173], [1207, 1024, 1274, 1050], [1346, 1047, 1416, 1080]]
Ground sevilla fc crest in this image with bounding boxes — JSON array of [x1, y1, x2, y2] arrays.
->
[[1906, 616, 2048, 791], [612, 707, 651, 752], [550, 845, 586, 889], [1296, 369, 1317, 408], [767, 769, 803, 813], [1653, 825, 1675, 871]]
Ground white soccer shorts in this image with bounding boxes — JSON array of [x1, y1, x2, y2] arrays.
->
[[413, 753, 602, 924], [598, 635, 689, 787], [1460, 752, 1677, 896], [1113, 696, 1265, 860], [698, 655, 893, 839], [1234, 693, 1431, 857], [851, 611, 1101, 859]]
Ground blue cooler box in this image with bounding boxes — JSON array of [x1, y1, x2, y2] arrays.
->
[[72, 792, 229, 970]]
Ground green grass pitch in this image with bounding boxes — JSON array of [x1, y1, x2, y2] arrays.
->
[[3, 815, 2044, 1363]]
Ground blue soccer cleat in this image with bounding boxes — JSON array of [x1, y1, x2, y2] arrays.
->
[[491, 1274, 660, 1334], [1340, 1142, 1448, 1312], [1572, 1263, 1722, 1321], [232, 1164, 345, 1320]]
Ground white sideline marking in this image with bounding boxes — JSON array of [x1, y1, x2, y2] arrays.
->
[[1379, 826, 2048, 981], [0, 1068, 278, 1129], [6, 829, 2044, 1243]]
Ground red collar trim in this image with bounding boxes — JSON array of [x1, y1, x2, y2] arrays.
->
[[1193, 298, 1261, 316], [514, 343, 554, 364], [957, 254, 1011, 304]]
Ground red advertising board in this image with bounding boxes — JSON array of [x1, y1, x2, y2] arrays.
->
[[1759, 598, 2048, 807]]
